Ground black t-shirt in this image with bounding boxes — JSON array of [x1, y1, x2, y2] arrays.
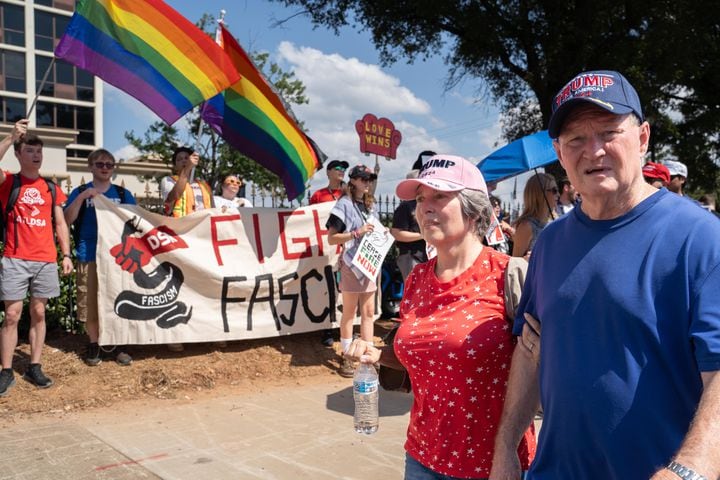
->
[[392, 200, 426, 258]]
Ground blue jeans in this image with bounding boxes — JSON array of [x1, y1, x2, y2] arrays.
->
[[404, 453, 528, 480]]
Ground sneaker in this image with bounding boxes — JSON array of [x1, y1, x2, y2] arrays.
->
[[167, 343, 184, 352], [23, 364, 54, 389], [85, 342, 102, 366], [320, 329, 334, 347], [0, 369, 15, 397], [338, 358, 355, 378], [115, 351, 132, 366]]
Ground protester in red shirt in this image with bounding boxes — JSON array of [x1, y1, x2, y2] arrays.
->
[[346, 154, 536, 479], [0, 119, 73, 397], [310, 159, 347, 204], [309, 160, 349, 347]]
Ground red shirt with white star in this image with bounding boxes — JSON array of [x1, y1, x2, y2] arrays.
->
[[395, 247, 536, 478]]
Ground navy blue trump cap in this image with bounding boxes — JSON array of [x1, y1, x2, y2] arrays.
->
[[548, 70, 643, 138]]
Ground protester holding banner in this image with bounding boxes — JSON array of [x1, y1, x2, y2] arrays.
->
[[160, 147, 214, 352], [64, 149, 136, 367], [511, 173, 558, 258], [346, 154, 536, 478], [326, 164, 378, 377], [213, 174, 252, 211]]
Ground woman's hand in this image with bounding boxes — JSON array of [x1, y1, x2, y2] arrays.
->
[[357, 223, 375, 236], [344, 339, 382, 364], [520, 312, 541, 364]]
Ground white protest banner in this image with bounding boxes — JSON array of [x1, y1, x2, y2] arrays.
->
[[350, 216, 395, 281], [94, 196, 342, 345]]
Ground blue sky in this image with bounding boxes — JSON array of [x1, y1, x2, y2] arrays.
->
[[103, 0, 522, 200]]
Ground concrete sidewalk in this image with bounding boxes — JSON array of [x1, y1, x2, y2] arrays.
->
[[0, 379, 413, 480]]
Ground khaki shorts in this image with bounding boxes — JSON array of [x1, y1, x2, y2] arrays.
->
[[339, 261, 377, 294], [0, 257, 60, 300], [76, 261, 98, 324]]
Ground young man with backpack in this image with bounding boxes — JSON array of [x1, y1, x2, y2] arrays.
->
[[64, 149, 136, 366], [0, 119, 73, 397]]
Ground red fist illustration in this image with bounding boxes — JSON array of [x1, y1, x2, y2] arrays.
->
[[110, 236, 152, 273]]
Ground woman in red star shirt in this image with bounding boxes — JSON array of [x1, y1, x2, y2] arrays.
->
[[347, 155, 536, 479]]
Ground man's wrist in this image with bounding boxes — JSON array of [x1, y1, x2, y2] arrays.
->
[[62, 253, 71, 259], [666, 460, 707, 480]]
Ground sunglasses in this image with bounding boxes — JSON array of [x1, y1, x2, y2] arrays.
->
[[546, 187, 559, 194], [224, 179, 241, 186], [333, 166, 346, 172], [93, 162, 115, 169]]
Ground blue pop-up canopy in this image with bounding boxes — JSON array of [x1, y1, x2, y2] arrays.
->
[[477, 130, 557, 183]]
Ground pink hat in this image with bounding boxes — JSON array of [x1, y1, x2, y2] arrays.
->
[[396, 154, 487, 200]]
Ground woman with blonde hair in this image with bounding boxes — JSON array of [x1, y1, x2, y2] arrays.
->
[[512, 173, 558, 257], [326, 164, 378, 377]]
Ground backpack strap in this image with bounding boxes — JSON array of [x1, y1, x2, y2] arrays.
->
[[70, 183, 89, 245], [114, 184, 128, 204], [3, 174, 22, 245]]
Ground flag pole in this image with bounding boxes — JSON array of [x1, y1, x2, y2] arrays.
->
[[26, 57, 56, 119], [189, 112, 204, 183], [191, 9, 227, 184]]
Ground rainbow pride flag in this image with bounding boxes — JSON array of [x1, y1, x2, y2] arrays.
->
[[54, 0, 240, 124], [201, 24, 325, 201]]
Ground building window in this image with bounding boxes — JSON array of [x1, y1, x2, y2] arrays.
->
[[35, 11, 70, 52], [0, 3, 25, 47], [36, 101, 95, 145], [0, 49, 25, 93], [36, 56, 95, 101], [0, 96, 25, 123], [35, 0, 75, 13], [67, 148, 90, 160]]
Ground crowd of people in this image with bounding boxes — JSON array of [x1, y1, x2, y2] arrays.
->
[[0, 69, 719, 480]]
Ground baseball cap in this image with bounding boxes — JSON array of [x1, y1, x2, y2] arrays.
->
[[548, 70, 644, 138], [348, 164, 377, 180], [326, 159, 349, 171], [396, 154, 487, 200], [642, 162, 670, 184], [664, 160, 688, 178]]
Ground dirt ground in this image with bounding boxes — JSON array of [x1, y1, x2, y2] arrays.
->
[[0, 320, 395, 422]]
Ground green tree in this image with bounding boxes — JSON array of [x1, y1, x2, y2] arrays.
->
[[124, 14, 311, 205], [271, 0, 720, 193]]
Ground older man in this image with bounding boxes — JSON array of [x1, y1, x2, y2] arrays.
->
[[490, 71, 720, 480]]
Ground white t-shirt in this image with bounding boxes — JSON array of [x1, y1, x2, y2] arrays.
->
[[213, 196, 253, 210]]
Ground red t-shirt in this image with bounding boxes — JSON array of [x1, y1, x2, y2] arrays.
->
[[396, 247, 536, 478], [0, 173, 67, 263], [309, 187, 342, 204]]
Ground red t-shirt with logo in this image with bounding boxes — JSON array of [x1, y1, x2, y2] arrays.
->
[[0, 173, 67, 263], [309, 187, 342, 204], [396, 247, 536, 478]]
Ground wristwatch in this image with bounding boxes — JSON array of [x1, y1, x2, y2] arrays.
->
[[666, 460, 707, 480]]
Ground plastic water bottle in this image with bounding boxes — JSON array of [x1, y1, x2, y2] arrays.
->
[[353, 360, 379, 434]]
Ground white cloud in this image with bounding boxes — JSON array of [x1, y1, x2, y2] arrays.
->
[[113, 144, 141, 162], [278, 42, 445, 197], [477, 119, 504, 155], [103, 83, 160, 125]]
